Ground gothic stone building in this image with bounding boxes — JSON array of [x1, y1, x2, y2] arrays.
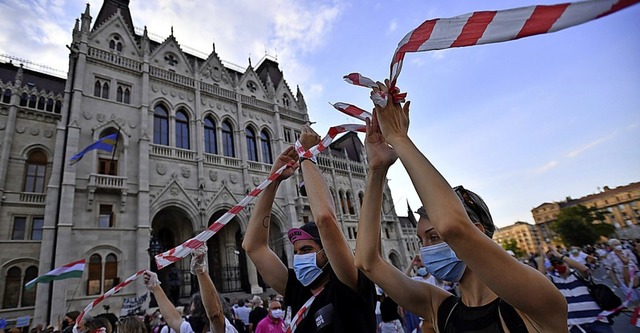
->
[[0, 0, 413, 326]]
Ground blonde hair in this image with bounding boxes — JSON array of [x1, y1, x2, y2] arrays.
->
[[117, 317, 146, 333]]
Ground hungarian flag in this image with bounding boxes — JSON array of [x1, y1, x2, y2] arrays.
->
[[24, 259, 86, 290]]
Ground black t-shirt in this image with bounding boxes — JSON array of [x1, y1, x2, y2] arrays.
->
[[380, 296, 401, 322], [284, 268, 376, 333], [248, 307, 269, 329]]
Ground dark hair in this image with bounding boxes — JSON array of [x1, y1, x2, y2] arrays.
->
[[416, 186, 495, 238], [85, 318, 112, 333], [66, 311, 81, 321]]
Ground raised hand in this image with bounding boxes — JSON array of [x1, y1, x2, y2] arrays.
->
[[371, 79, 410, 146], [365, 110, 397, 170], [269, 146, 299, 181], [300, 124, 321, 150]]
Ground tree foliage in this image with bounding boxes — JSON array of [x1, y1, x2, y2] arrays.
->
[[501, 238, 525, 258], [551, 205, 615, 247]]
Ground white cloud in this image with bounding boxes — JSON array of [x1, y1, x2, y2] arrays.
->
[[566, 133, 614, 158], [388, 19, 397, 34], [535, 160, 558, 174]]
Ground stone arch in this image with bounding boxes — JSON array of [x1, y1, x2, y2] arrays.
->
[[388, 250, 402, 269], [20, 144, 53, 161]]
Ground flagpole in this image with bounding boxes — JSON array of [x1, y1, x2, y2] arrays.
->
[[110, 127, 120, 172], [47, 44, 79, 324]]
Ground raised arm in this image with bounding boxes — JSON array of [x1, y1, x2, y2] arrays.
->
[[191, 247, 226, 333], [299, 125, 358, 290], [242, 146, 298, 295], [373, 81, 566, 329], [354, 114, 448, 322], [144, 271, 183, 332]]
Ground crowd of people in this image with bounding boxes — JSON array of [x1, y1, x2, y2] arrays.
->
[[7, 82, 640, 332]]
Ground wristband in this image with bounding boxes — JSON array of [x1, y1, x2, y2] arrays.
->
[[299, 155, 317, 164]]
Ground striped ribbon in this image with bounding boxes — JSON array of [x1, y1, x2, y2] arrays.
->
[[389, 0, 639, 84], [332, 103, 372, 122], [75, 270, 146, 327], [596, 267, 636, 319], [285, 288, 324, 333], [294, 124, 366, 159]]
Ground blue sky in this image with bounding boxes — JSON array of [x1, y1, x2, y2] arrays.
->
[[1, 0, 638, 228]]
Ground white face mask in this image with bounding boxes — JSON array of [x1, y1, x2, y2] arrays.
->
[[270, 309, 285, 319]]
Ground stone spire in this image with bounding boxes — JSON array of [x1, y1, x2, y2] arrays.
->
[[94, 0, 135, 35], [296, 85, 307, 110], [81, 3, 92, 32]]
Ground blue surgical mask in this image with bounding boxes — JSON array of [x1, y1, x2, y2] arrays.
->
[[417, 267, 428, 277], [293, 249, 326, 286], [420, 242, 466, 282]]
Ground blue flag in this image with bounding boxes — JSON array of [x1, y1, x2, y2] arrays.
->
[[69, 133, 118, 165]]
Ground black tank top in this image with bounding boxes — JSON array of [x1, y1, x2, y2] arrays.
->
[[437, 296, 528, 333]]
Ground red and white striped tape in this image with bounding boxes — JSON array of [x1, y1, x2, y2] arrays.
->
[[75, 270, 146, 326], [343, 73, 377, 88], [331, 103, 372, 122], [294, 124, 366, 160], [285, 288, 324, 333], [154, 163, 293, 269], [389, 0, 639, 83], [596, 267, 635, 319]]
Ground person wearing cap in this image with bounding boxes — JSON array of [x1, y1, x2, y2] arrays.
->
[[353, 83, 567, 332], [538, 247, 614, 332], [242, 130, 377, 332]]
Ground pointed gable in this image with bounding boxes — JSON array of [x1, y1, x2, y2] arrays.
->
[[149, 35, 193, 76], [198, 45, 234, 91], [93, 0, 135, 36], [89, 9, 141, 57], [239, 64, 268, 100]]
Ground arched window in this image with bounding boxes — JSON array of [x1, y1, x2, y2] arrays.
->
[[24, 150, 47, 193], [153, 105, 169, 145], [37, 96, 45, 110], [260, 130, 273, 164], [2, 88, 11, 103], [204, 117, 217, 154], [54, 100, 62, 113], [103, 254, 118, 292], [94, 81, 101, 97], [109, 35, 123, 52], [346, 191, 355, 215], [123, 87, 130, 104], [3, 267, 20, 308], [282, 94, 290, 107], [20, 92, 28, 106], [28, 94, 37, 108], [102, 82, 109, 99], [358, 192, 365, 207], [21, 266, 38, 306], [245, 127, 258, 161], [87, 254, 102, 295], [46, 98, 54, 112], [222, 121, 235, 157], [116, 84, 131, 104], [339, 190, 347, 215], [175, 110, 190, 149]]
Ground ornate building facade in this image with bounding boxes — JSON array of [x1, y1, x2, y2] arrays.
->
[[0, 0, 411, 327]]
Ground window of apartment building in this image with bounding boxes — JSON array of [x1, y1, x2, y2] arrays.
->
[[260, 130, 273, 164], [222, 121, 235, 157], [204, 117, 217, 154], [98, 158, 118, 176], [94, 79, 109, 99], [618, 204, 626, 211], [87, 253, 119, 296], [245, 127, 258, 161], [24, 150, 47, 193], [153, 105, 169, 145], [175, 110, 190, 149], [2, 265, 37, 309], [116, 84, 131, 104], [98, 204, 114, 228], [283, 127, 292, 143]]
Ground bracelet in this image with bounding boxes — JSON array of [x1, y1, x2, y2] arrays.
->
[[299, 155, 317, 164]]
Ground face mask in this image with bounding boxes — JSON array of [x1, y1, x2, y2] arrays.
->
[[555, 265, 567, 274], [571, 250, 579, 255], [417, 267, 428, 277], [615, 245, 623, 251], [270, 309, 285, 319], [293, 249, 326, 286], [420, 242, 466, 282]]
